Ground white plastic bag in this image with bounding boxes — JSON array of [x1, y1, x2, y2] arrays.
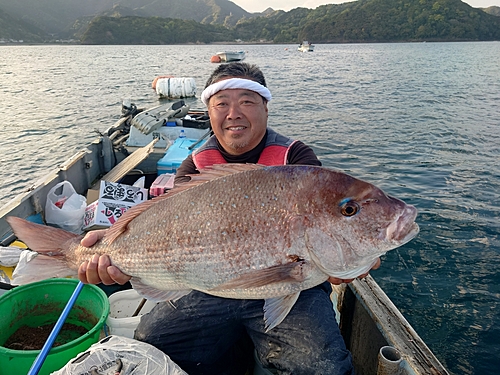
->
[[0, 246, 24, 267], [45, 181, 86, 233], [51, 335, 188, 375], [11, 250, 38, 285]]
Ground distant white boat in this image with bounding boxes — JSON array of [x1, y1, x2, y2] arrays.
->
[[298, 41, 314, 52], [211, 51, 246, 63]]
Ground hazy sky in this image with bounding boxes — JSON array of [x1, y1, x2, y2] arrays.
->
[[232, 0, 500, 13]]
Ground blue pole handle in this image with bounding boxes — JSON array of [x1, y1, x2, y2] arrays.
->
[[27, 281, 85, 375]]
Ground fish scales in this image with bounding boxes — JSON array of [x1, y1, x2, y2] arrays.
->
[[7, 164, 419, 330], [103, 166, 324, 294]]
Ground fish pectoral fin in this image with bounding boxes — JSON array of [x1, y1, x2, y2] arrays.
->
[[263, 292, 301, 332], [130, 278, 192, 303], [210, 261, 308, 291]]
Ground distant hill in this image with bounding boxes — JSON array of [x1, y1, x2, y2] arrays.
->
[[1, 0, 499, 44], [0, 0, 258, 39], [0, 7, 45, 42], [235, 0, 500, 43], [80, 16, 236, 44], [483, 5, 500, 16]]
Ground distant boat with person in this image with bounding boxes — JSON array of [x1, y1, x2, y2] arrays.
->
[[298, 41, 314, 52], [211, 51, 246, 63]]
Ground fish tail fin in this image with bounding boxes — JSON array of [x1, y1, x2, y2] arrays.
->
[[6, 216, 82, 285], [12, 253, 78, 285], [6, 216, 81, 255]]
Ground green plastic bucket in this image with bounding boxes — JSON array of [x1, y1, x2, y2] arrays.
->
[[0, 278, 109, 375]]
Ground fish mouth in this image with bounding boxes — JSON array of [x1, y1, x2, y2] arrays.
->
[[384, 205, 419, 245]]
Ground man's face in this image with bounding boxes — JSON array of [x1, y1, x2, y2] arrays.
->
[[207, 87, 268, 155]]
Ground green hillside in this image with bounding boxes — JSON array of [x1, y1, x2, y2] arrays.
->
[[236, 0, 500, 42], [0, 0, 254, 38], [81, 16, 234, 44], [1, 0, 499, 44], [483, 5, 500, 16], [0, 7, 45, 42]]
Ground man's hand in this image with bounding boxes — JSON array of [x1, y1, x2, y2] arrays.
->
[[328, 258, 381, 285], [78, 230, 132, 285]]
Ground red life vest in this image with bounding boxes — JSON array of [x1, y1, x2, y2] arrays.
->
[[192, 128, 297, 169]]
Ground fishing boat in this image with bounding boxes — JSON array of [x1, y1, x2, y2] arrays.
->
[[211, 50, 246, 63], [0, 100, 450, 375], [298, 41, 314, 52]]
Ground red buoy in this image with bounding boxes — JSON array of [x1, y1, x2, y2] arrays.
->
[[210, 55, 222, 63]]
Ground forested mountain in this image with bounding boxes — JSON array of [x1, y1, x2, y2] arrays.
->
[[234, 0, 500, 43], [484, 5, 500, 16], [0, 7, 45, 42], [0, 0, 257, 39], [81, 16, 235, 44], [81, 0, 500, 44], [1, 0, 499, 44]]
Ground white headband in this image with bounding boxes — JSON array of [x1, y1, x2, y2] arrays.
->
[[200, 78, 272, 106]]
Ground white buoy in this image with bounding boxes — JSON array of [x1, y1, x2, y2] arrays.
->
[[155, 77, 196, 99]]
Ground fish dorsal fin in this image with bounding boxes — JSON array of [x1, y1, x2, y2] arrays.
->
[[104, 191, 176, 244], [264, 292, 301, 331], [105, 164, 266, 244], [187, 163, 266, 185], [104, 199, 158, 244], [157, 164, 265, 196]]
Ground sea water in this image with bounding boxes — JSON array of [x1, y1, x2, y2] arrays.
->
[[0, 42, 499, 374]]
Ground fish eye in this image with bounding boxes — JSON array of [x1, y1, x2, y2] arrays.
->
[[340, 201, 360, 217]]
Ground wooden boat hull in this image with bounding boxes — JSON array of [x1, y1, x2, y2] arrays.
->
[[335, 278, 449, 375]]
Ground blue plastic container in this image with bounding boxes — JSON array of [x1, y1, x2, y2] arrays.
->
[[157, 137, 206, 175]]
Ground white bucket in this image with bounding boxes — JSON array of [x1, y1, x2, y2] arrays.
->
[[106, 289, 157, 338], [156, 77, 196, 99]]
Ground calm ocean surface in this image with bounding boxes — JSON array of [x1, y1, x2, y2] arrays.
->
[[1, 42, 499, 374]]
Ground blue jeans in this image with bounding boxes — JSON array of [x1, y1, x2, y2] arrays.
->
[[134, 282, 354, 375]]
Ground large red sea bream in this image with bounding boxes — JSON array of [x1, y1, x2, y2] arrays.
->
[[7, 164, 419, 330]]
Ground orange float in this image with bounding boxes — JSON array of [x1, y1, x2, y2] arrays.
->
[[210, 55, 222, 63]]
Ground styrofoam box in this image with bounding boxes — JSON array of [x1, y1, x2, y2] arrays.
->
[[106, 289, 157, 338]]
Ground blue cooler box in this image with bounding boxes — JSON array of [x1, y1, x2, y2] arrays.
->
[[157, 137, 206, 174]]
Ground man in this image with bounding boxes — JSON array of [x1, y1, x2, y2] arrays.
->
[[79, 62, 380, 374]]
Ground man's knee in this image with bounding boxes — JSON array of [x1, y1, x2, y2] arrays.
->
[[253, 285, 354, 375]]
